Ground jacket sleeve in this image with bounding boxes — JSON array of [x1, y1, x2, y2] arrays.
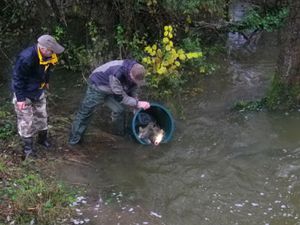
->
[[129, 86, 139, 98], [13, 58, 31, 102], [109, 76, 138, 107]]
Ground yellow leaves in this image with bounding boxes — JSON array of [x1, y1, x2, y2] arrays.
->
[[170, 65, 177, 70], [144, 46, 151, 52], [164, 26, 174, 40], [143, 24, 204, 77], [142, 57, 152, 65], [163, 37, 169, 44], [142, 57, 147, 63], [149, 50, 156, 56], [186, 15, 192, 24], [199, 66, 206, 73], [177, 49, 184, 55], [144, 44, 159, 56], [166, 57, 174, 65], [178, 53, 186, 61], [186, 53, 194, 59], [164, 25, 173, 32], [157, 66, 167, 74], [186, 52, 203, 59], [147, 0, 157, 6], [163, 26, 173, 47], [156, 49, 162, 58], [171, 48, 177, 55]]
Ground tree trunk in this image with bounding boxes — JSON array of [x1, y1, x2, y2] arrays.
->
[[276, 0, 300, 85]]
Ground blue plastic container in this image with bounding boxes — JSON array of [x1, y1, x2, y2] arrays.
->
[[131, 103, 175, 145]]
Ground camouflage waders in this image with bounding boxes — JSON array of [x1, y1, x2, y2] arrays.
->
[[68, 84, 125, 145], [13, 93, 49, 158], [13, 93, 48, 137]]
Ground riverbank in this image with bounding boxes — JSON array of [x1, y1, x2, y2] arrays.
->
[[0, 96, 77, 224], [0, 98, 100, 224], [0, 91, 165, 225]]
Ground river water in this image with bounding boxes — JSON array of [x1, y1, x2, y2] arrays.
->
[[53, 6, 300, 225], [53, 26, 300, 225], [2, 1, 300, 225]]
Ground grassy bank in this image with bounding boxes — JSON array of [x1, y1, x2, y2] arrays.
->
[[0, 100, 78, 225]]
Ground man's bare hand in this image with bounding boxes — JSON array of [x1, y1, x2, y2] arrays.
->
[[17, 101, 26, 110], [137, 101, 150, 110]]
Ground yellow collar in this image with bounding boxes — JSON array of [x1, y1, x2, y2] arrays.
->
[[37, 47, 58, 66]]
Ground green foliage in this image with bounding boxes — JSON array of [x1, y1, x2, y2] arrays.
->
[[116, 25, 126, 56], [76, 21, 109, 71], [235, 7, 289, 32], [110, 23, 216, 99], [0, 0, 36, 48], [180, 37, 217, 75], [115, 24, 146, 59], [233, 99, 266, 112], [50, 23, 109, 73], [0, 107, 15, 140], [234, 75, 300, 112], [265, 75, 300, 110], [0, 122, 14, 140], [0, 159, 6, 174], [53, 25, 64, 41], [265, 75, 285, 110], [114, 24, 213, 98], [1, 170, 76, 224], [160, 0, 227, 15], [233, 75, 290, 112], [142, 25, 205, 96]]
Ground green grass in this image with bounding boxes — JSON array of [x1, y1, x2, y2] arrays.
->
[[0, 102, 16, 140], [0, 156, 77, 225], [0, 159, 6, 173]]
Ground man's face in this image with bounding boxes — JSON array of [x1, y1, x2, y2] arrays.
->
[[40, 47, 53, 57]]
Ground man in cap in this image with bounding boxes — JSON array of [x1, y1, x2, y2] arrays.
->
[[68, 59, 150, 145], [12, 34, 64, 159]]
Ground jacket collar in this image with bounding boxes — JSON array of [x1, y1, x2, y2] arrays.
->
[[37, 46, 58, 66]]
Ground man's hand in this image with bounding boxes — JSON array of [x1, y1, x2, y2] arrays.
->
[[17, 101, 26, 110], [137, 101, 150, 110]]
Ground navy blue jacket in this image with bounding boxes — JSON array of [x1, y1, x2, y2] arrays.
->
[[12, 45, 51, 101]]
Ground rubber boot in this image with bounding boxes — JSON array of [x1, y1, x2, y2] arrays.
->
[[22, 137, 37, 160], [37, 130, 51, 148]]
